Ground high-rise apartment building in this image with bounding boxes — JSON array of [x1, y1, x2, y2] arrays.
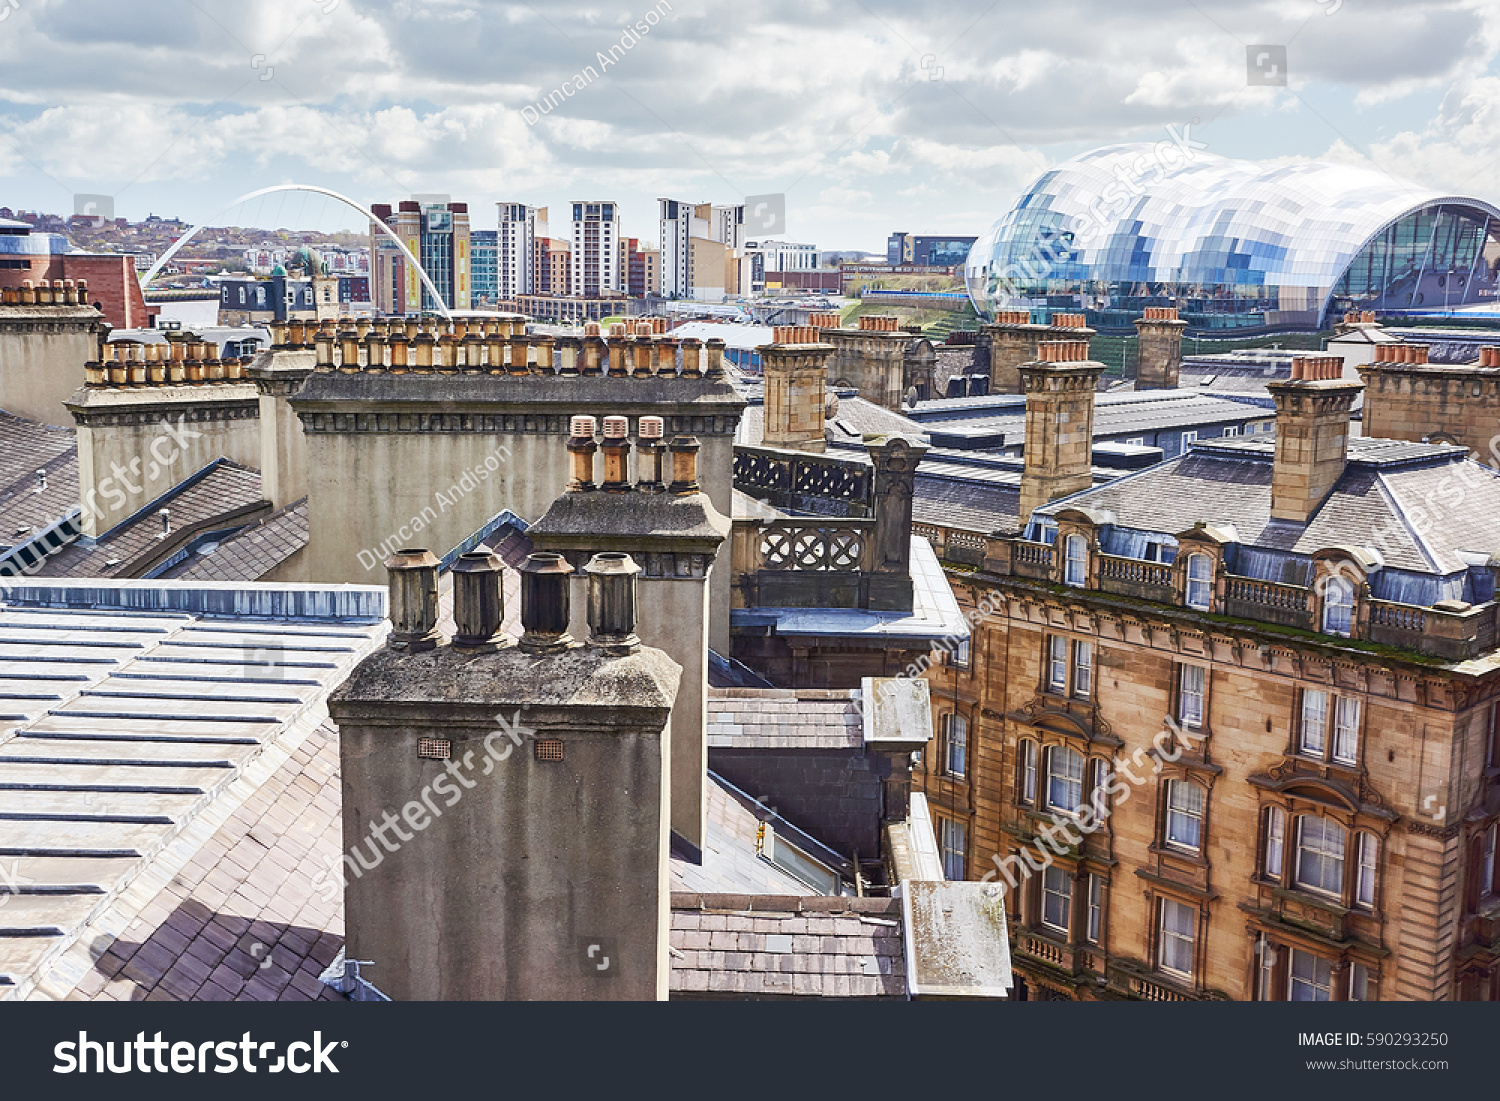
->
[[369, 196, 470, 314], [497, 202, 538, 298], [570, 201, 621, 298], [536, 237, 571, 296], [711, 203, 745, 249], [660, 199, 747, 299], [641, 245, 660, 297], [658, 198, 704, 298], [621, 236, 649, 297]]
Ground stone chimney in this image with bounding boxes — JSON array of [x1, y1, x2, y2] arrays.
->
[[65, 337, 262, 539], [0, 277, 105, 426], [1356, 342, 1500, 458], [759, 325, 834, 453], [1268, 355, 1363, 523], [819, 314, 911, 410], [245, 324, 315, 510], [527, 420, 729, 854], [1133, 306, 1187, 390], [981, 311, 1095, 394], [329, 547, 681, 1000], [1018, 340, 1105, 523]]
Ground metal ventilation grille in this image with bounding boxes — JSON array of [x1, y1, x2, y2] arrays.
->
[[534, 739, 564, 761], [417, 738, 452, 760]]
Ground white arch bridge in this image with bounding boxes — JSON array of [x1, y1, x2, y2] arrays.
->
[[139, 183, 452, 319]]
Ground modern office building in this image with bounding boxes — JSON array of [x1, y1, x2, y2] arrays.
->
[[888, 232, 976, 267], [747, 239, 819, 274], [470, 229, 499, 304], [369, 196, 471, 314], [497, 202, 538, 298], [966, 144, 1500, 334], [570, 200, 621, 297]]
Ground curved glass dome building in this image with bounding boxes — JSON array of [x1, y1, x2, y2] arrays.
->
[[965, 144, 1500, 333]]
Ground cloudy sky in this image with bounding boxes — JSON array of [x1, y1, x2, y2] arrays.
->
[[0, 0, 1497, 251]]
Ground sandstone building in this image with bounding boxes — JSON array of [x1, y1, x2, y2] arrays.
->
[[917, 346, 1500, 1002]]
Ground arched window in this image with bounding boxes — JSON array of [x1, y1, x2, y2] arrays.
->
[[1064, 534, 1088, 587], [1322, 576, 1354, 636], [1185, 554, 1213, 610], [1046, 745, 1084, 816], [1164, 779, 1205, 851]]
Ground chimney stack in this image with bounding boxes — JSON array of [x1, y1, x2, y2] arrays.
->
[[759, 328, 834, 453], [328, 547, 681, 1000], [1133, 306, 1187, 389], [1018, 341, 1106, 522], [1268, 357, 1362, 523], [527, 420, 729, 853], [979, 311, 1096, 394]]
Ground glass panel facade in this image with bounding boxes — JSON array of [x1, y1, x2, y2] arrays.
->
[[965, 144, 1500, 333]]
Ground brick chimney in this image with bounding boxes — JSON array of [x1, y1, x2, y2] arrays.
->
[[329, 547, 681, 1000], [759, 326, 834, 453], [1268, 355, 1363, 523], [1018, 340, 1105, 522], [1133, 307, 1187, 390]]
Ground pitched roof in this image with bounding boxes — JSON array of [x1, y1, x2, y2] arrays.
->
[[1036, 436, 1496, 575], [161, 498, 309, 582], [37, 461, 267, 579], [912, 471, 1020, 532]]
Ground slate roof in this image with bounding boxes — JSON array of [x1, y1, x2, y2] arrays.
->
[[0, 412, 79, 554], [912, 471, 1020, 533], [0, 586, 385, 998], [161, 498, 309, 582], [37, 461, 267, 579], [1036, 435, 1496, 575], [903, 388, 1274, 450], [707, 687, 862, 750], [668, 895, 906, 998]]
